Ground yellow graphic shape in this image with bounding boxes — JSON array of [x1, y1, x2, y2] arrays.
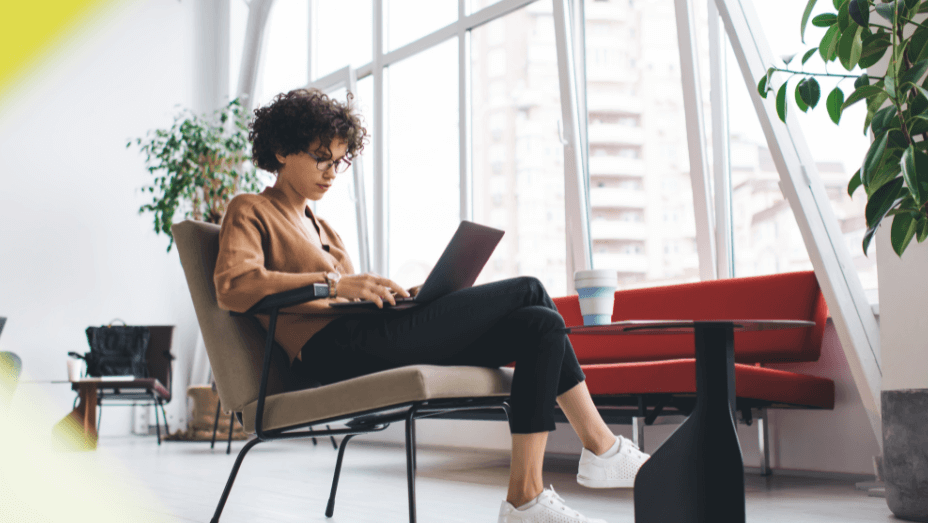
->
[[0, 0, 113, 100]]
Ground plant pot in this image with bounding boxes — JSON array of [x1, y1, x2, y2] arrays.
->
[[882, 390, 928, 522], [876, 222, 928, 521]]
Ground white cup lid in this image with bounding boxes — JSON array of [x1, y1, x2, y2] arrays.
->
[[574, 269, 617, 280]]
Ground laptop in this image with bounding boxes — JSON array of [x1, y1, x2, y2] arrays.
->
[[329, 220, 504, 311]]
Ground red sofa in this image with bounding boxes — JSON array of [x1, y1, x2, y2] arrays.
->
[[551, 270, 835, 473]]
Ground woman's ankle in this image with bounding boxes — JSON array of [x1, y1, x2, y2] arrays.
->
[[506, 485, 543, 508]]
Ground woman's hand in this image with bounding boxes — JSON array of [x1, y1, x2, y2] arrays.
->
[[407, 284, 422, 297], [336, 273, 410, 308]]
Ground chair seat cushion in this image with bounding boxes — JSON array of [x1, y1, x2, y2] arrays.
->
[[582, 359, 835, 409], [242, 365, 513, 433]]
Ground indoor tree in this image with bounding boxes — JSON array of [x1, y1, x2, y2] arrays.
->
[[758, 0, 928, 257]]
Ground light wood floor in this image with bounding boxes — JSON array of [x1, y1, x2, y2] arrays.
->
[[87, 435, 892, 523]]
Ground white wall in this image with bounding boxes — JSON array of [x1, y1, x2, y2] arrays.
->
[[359, 318, 881, 476], [0, 0, 202, 436]]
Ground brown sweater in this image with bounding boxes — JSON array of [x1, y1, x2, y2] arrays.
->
[[214, 186, 359, 362]]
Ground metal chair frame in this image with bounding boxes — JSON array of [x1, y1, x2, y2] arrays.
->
[[208, 283, 511, 523]]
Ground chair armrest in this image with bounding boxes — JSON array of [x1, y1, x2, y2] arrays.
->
[[231, 283, 330, 317]]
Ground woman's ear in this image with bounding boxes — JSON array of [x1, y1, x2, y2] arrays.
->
[[275, 152, 287, 166]]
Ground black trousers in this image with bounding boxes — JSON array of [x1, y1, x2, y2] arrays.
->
[[293, 276, 586, 434]]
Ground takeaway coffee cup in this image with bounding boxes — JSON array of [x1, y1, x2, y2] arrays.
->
[[67, 358, 84, 382], [574, 269, 618, 326]]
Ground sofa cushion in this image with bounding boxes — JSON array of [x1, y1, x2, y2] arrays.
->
[[582, 359, 834, 409], [554, 271, 828, 364], [242, 365, 513, 434]]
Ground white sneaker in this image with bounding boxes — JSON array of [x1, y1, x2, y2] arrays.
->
[[577, 435, 650, 488], [498, 486, 607, 523]]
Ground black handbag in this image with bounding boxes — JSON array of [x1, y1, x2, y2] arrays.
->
[[80, 320, 151, 377]]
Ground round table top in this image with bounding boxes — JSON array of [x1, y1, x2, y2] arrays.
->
[[564, 319, 815, 335]]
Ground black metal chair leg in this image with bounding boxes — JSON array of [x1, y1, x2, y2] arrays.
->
[[325, 434, 355, 517], [160, 399, 170, 435], [327, 424, 338, 450], [210, 437, 262, 523], [96, 397, 102, 432], [226, 412, 234, 455], [411, 418, 417, 471], [211, 399, 221, 449], [153, 396, 161, 445], [405, 406, 419, 523]]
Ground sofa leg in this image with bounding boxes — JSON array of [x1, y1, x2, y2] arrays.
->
[[632, 416, 645, 452], [757, 408, 771, 476]]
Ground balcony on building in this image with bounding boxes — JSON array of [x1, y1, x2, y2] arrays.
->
[[590, 219, 648, 241], [589, 187, 647, 208], [592, 252, 649, 273], [589, 156, 646, 176]]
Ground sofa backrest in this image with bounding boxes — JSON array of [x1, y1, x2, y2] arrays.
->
[[553, 271, 828, 364]]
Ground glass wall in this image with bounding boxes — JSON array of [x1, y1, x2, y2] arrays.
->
[[471, 0, 568, 295], [386, 39, 460, 286], [582, 0, 701, 288], [233, 0, 876, 301]]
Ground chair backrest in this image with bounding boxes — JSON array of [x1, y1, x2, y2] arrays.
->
[[172, 220, 289, 413], [145, 326, 175, 394]]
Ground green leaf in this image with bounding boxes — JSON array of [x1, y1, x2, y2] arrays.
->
[[890, 211, 918, 256], [802, 0, 821, 43], [758, 75, 769, 98], [827, 86, 846, 123], [863, 131, 890, 186], [798, 77, 822, 108], [870, 105, 897, 136], [849, 168, 863, 196], [782, 53, 798, 65], [901, 59, 928, 89], [838, 24, 863, 70], [843, 84, 886, 109], [886, 74, 897, 99], [854, 73, 870, 89], [917, 215, 928, 243], [838, 0, 851, 30], [802, 47, 819, 65], [858, 34, 891, 69], [812, 13, 838, 26], [796, 84, 810, 112], [901, 146, 928, 206], [820, 25, 842, 62], [876, 1, 900, 21], [866, 176, 905, 227], [777, 82, 789, 122], [910, 24, 928, 64], [849, 0, 869, 27]]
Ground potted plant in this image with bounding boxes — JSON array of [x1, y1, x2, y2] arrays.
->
[[128, 99, 263, 440], [757, 1, 928, 520], [128, 98, 262, 250]]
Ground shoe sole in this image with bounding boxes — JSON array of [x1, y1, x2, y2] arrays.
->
[[577, 474, 635, 488]]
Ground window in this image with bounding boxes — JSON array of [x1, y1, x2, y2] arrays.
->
[[387, 38, 460, 285], [472, 0, 567, 295]]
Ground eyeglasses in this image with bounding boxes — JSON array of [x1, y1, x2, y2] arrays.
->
[[307, 150, 352, 174]]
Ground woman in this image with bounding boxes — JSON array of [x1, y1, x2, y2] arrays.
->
[[214, 88, 649, 523]]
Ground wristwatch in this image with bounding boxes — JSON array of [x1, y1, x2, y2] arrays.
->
[[324, 271, 341, 298]]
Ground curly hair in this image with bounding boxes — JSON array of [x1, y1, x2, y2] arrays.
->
[[249, 88, 368, 173]]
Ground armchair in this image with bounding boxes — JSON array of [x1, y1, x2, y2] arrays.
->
[[172, 220, 513, 523]]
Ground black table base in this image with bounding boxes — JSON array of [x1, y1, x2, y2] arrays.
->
[[633, 323, 746, 523]]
